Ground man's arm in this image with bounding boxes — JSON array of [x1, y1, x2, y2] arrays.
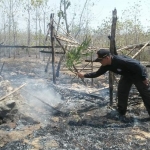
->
[[77, 66, 108, 78]]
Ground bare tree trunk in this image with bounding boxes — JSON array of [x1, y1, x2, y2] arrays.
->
[[109, 9, 117, 106], [3, 12, 6, 56], [39, 17, 41, 58], [35, 6, 38, 58], [57, 0, 62, 32], [56, 55, 64, 77], [50, 13, 56, 84], [42, 10, 46, 61], [63, 0, 69, 34], [27, 0, 31, 57], [55, 36, 66, 77], [45, 51, 51, 72], [8, 0, 12, 58], [12, 1, 16, 59], [75, 0, 88, 38]]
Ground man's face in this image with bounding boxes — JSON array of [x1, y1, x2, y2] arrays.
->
[[97, 55, 109, 66]]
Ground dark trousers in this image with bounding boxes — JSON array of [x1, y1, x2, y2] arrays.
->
[[117, 76, 150, 115]]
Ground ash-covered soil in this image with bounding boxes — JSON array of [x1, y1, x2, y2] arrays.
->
[[0, 55, 150, 150]]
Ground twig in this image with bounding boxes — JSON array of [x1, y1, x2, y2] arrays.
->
[[71, 62, 91, 82], [73, 64, 87, 86]]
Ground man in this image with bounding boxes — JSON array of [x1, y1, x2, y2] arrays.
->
[[77, 49, 150, 116]]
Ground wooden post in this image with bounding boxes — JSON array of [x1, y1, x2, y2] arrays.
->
[[50, 13, 56, 84], [109, 9, 117, 106], [54, 36, 66, 78], [45, 48, 51, 73], [91, 53, 94, 86], [45, 22, 51, 71]]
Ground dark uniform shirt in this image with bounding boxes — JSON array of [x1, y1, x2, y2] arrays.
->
[[84, 55, 147, 81]]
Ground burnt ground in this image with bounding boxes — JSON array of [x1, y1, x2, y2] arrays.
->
[[0, 55, 150, 150]]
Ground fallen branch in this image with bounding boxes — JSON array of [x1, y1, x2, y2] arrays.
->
[[126, 46, 136, 56], [89, 86, 109, 94], [117, 42, 150, 52], [0, 45, 60, 49], [0, 83, 26, 101], [55, 35, 78, 44], [132, 41, 149, 59]]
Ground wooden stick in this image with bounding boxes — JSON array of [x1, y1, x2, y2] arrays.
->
[[0, 61, 5, 75], [117, 42, 150, 52], [132, 41, 149, 59], [89, 86, 109, 94], [0, 83, 26, 101], [55, 35, 78, 44], [0, 45, 60, 49], [73, 64, 87, 86], [126, 46, 136, 56], [54, 20, 79, 43]]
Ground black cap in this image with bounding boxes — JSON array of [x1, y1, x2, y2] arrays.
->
[[94, 49, 110, 62]]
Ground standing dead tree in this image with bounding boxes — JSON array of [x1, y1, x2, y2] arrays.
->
[[109, 8, 117, 106], [50, 14, 56, 84]]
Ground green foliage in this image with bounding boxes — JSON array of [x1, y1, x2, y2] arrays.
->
[[57, 10, 64, 18], [65, 37, 91, 72], [57, 0, 71, 19], [31, 0, 44, 6]]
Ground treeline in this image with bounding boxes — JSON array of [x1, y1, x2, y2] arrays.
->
[[0, 0, 150, 51]]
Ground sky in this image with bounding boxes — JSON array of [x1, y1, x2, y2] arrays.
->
[[1, 0, 149, 32], [48, 0, 150, 30]]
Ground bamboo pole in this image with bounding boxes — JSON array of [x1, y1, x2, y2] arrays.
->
[[117, 42, 150, 52], [132, 42, 149, 59], [0, 45, 60, 49], [89, 86, 109, 94], [55, 35, 78, 44], [54, 35, 66, 54], [126, 46, 136, 56], [0, 83, 26, 101]]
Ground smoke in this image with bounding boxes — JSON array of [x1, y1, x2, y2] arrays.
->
[[10, 78, 63, 124], [30, 88, 62, 107]]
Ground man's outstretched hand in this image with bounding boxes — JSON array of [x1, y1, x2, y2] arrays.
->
[[76, 72, 84, 78], [143, 78, 149, 87]]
